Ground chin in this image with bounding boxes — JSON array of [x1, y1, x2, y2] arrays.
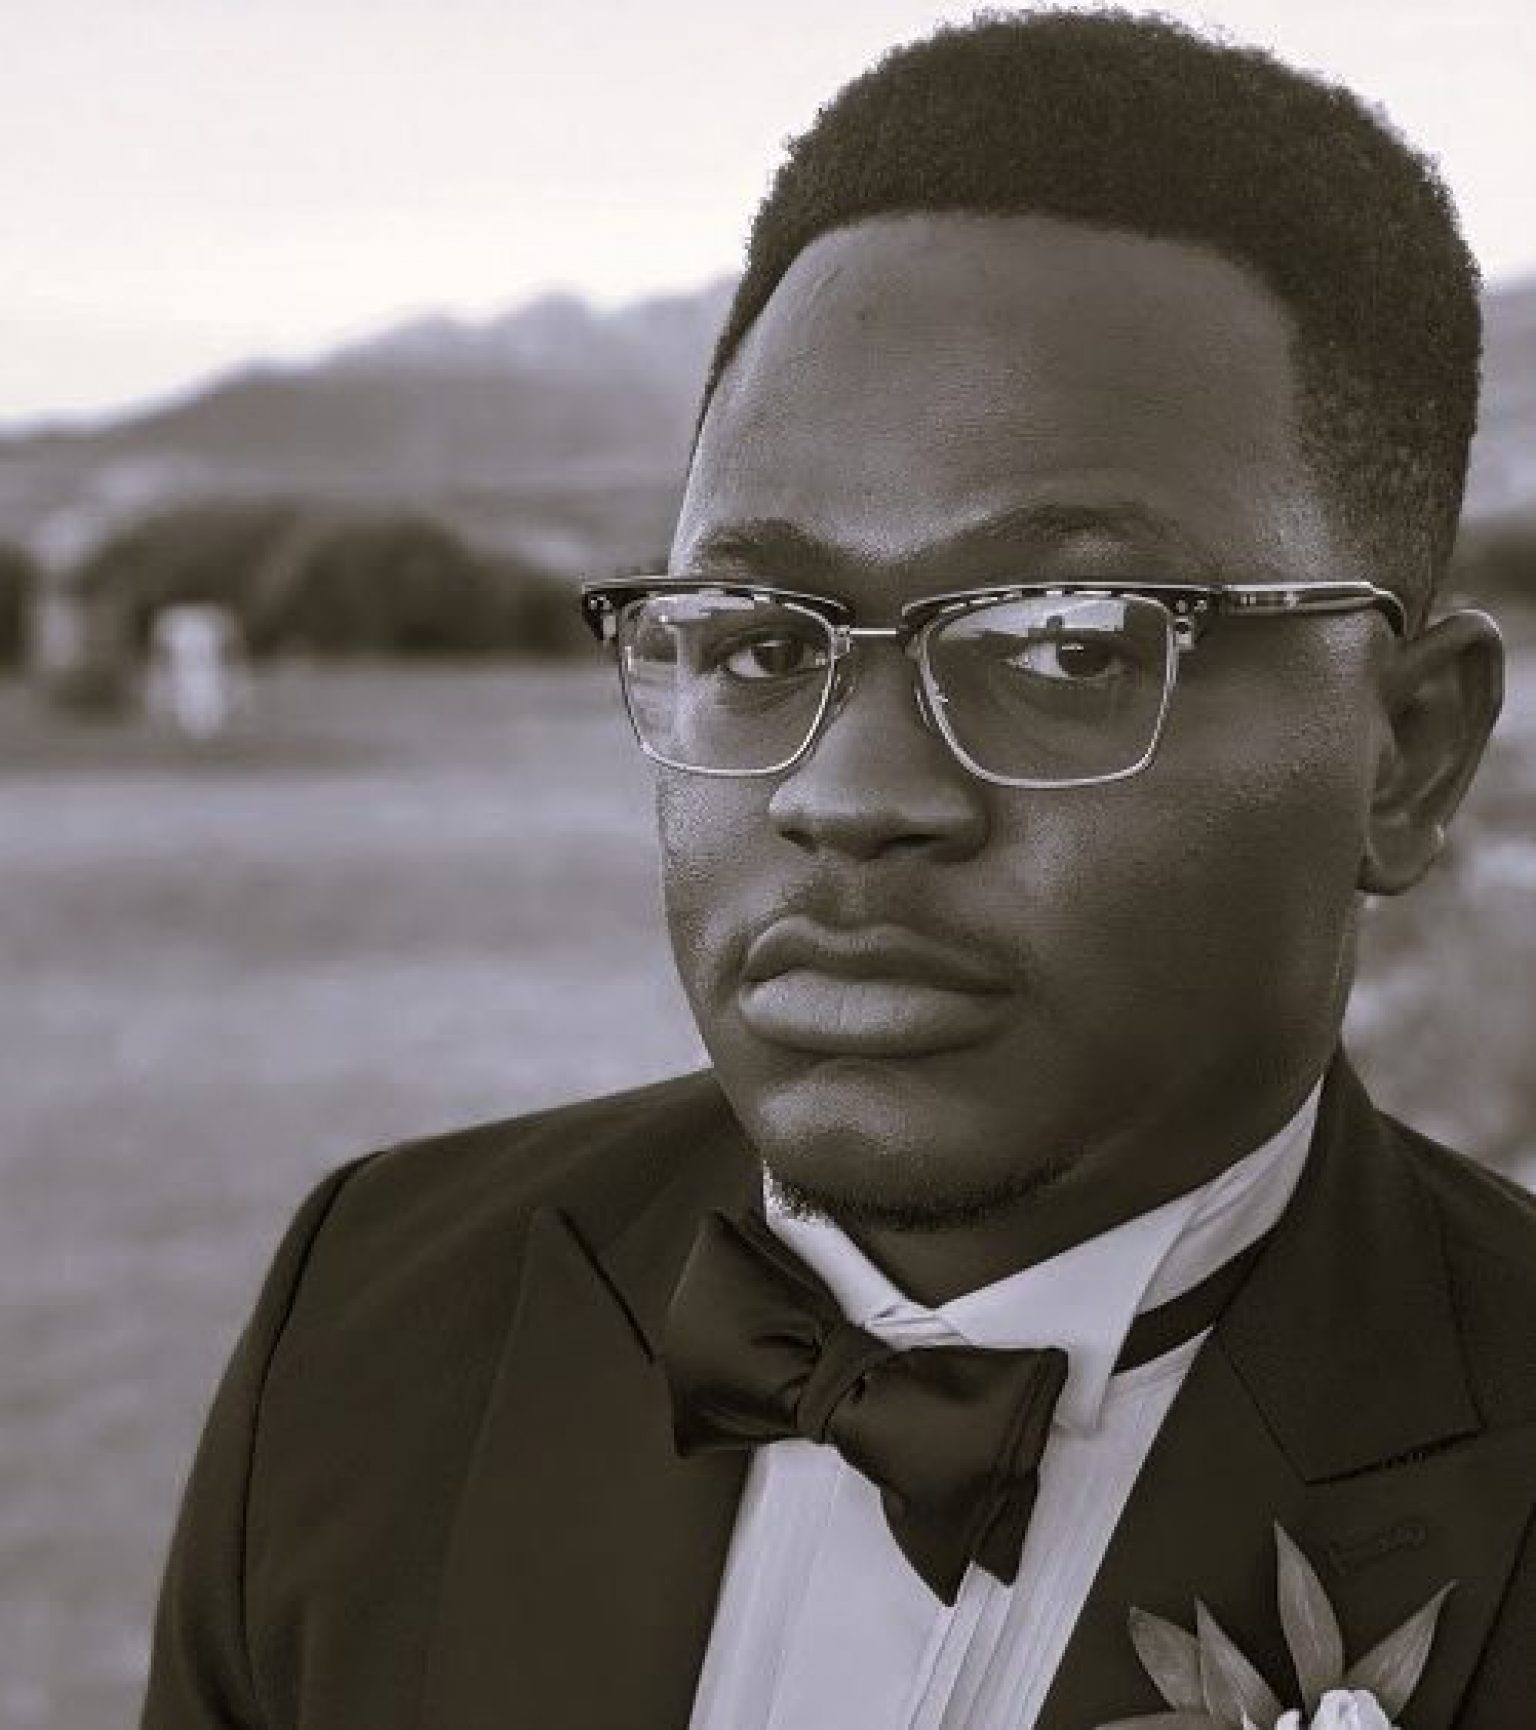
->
[[745, 1060, 1078, 1234], [764, 1152, 1076, 1235]]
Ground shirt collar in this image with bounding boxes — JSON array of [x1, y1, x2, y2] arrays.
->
[[764, 1081, 1320, 1432]]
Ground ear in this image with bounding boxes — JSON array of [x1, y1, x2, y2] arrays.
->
[[1358, 609, 1504, 895]]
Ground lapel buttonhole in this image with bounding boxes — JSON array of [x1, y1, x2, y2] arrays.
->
[[1322, 1517, 1430, 1578]]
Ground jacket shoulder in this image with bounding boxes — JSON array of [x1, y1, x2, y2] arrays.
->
[[1392, 1115, 1536, 1426], [193, 1072, 737, 1727], [316, 1067, 737, 1280]]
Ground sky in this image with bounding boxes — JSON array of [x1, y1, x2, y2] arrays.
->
[[3, 0, 1533, 430]]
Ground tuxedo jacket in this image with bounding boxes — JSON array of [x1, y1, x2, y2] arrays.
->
[[142, 1056, 1536, 1729]]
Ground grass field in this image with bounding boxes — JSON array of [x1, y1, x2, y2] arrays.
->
[[3, 652, 1532, 1730]]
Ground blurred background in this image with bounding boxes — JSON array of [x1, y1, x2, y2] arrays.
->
[[2, 2, 1532, 1726]]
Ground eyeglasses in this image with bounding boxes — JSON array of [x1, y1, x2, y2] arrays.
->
[[579, 577, 1406, 788]]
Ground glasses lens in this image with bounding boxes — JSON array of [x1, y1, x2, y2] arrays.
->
[[924, 593, 1171, 783], [617, 591, 836, 772]]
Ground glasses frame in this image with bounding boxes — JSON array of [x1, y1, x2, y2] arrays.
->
[[579, 575, 1408, 789]]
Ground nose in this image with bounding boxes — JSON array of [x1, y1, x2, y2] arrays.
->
[[767, 647, 989, 861]]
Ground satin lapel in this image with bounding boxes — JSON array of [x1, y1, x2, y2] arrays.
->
[[1035, 1348, 1536, 1730], [419, 1114, 760, 1730], [1038, 1060, 1536, 1730]]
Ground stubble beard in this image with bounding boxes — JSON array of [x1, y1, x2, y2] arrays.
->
[[761, 1144, 1081, 1235]]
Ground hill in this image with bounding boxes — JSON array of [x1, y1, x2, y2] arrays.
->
[[0, 281, 734, 576], [1, 273, 1532, 578]]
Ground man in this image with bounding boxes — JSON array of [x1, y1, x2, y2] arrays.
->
[[142, 13, 1536, 1729]]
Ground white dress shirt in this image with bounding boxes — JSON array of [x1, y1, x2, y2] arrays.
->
[[687, 1086, 1321, 1730]]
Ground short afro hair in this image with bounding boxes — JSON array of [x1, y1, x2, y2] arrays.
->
[[703, 9, 1481, 619]]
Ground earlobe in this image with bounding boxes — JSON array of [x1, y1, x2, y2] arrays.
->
[[1358, 609, 1504, 896]]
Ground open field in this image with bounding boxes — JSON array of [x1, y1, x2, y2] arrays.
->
[[3, 651, 1533, 1730]]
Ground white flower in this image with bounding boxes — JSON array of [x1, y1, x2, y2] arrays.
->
[[1273, 1713, 1303, 1730], [1308, 1689, 1397, 1730]]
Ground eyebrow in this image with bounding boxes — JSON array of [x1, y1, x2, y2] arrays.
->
[[680, 499, 1229, 585]]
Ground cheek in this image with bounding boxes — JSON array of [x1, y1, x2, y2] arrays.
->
[[655, 771, 765, 990], [1088, 693, 1376, 1006], [1001, 682, 1377, 1018], [1154, 638, 1380, 889]]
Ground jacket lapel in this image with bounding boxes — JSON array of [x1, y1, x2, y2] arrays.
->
[[1038, 1060, 1536, 1730], [418, 1099, 760, 1730], [415, 1059, 1536, 1730]]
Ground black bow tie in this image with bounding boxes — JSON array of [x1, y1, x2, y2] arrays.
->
[[660, 1209, 1068, 1605]]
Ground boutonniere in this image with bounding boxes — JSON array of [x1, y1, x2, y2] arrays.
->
[[1104, 1523, 1453, 1730]]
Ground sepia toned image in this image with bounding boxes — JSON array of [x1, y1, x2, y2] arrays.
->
[[2, 4, 1534, 1728]]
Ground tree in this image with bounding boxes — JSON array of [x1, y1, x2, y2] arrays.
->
[[251, 514, 504, 654], [77, 501, 308, 646], [0, 543, 37, 665]]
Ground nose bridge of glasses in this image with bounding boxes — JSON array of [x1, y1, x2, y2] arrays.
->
[[823, 621, 939, 736], [837, 622, 910, 649]]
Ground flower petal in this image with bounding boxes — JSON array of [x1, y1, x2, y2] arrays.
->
[[1129, 1607, 1207, 1711], [1311, 1687, 1394, 1729], [1342, 1583, 1454, 1716], [1274, 1523, 1345, 1710], [1196, 1600, 1285, 1727]]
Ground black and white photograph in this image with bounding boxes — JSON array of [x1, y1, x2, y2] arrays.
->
[[3, 4, 1534, 1727]]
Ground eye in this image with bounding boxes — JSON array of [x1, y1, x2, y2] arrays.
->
[[717, 631, 829, 681], [1007, 633, 1133, 683]]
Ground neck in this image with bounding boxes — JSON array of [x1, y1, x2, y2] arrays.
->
[[849, 1067, 1324, 1308]]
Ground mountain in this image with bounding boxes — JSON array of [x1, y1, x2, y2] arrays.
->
[[1, 273, 1532, 578], [0, 280, 735, 575]]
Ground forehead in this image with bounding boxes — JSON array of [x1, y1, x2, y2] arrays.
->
[[675, 214, 1339, 597]]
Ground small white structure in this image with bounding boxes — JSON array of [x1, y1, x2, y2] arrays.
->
[[146, 604, 251, 738]]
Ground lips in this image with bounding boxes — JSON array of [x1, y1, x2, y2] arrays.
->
[[739, 916, 1013, 1056]]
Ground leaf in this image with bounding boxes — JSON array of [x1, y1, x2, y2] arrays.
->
[[1343, 1582, 1456, 1716], [1274, 1523, 1345, 1710], [1196, 1600, 1285, 1728], [1129, 1607, 1207, 1711]]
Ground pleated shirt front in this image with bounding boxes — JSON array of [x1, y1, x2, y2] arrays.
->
[[687, 1088, 1318, 1730]]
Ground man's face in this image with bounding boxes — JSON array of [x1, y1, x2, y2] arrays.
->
[[660, 213, 1388, 1236]]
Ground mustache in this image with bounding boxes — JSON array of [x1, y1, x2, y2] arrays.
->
[[740, 891, 1018, 992]]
